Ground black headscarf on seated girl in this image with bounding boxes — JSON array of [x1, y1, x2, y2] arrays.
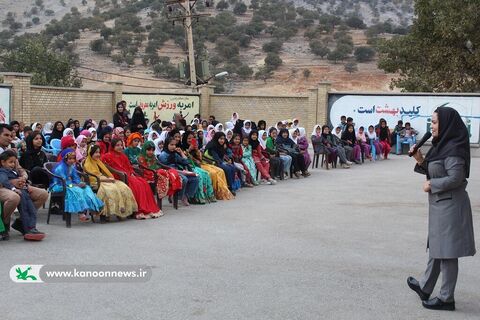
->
[[249, 130, 260, 149], [97, 126, 113, 141], [341, 124, 356, 145], [181, 130, 194, 151], [275, 128, 295, 147], [321, 125, 330, 138], [50, 121, 64, 140], [425, 106, 470, 178], [205, 132, 226, 158], [20, 132, 47, 170]]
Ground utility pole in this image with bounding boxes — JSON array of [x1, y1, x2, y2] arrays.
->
[[167, 0, 211, 89]]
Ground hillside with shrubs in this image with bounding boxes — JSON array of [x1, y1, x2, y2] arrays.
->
[[0, 0, 414, 93]]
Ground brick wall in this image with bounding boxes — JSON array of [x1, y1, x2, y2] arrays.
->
[[210, 94, 311, 129], [30, 86, 114, 124]]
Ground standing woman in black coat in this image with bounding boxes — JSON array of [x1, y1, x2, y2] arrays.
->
[[113, 101, 130, 128], [130, 107, 148, 133], [408, 107, 475, 311]]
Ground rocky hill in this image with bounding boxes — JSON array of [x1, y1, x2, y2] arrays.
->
[[0, 0, 414, 94]]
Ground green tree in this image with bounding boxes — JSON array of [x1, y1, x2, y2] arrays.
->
[[32, 17, 40, 25], [262, 40, 282, 53], [378, 0, 480, 92], [264, 52, 282, 70], [216, 0, 229, 10], [309, 40, 330, 58], [237, 64, 253, 79], [233, 2, 247, 15], [1, 37, 81, 87], [354, 46, 375, 62], [327, 49, 347, 63]]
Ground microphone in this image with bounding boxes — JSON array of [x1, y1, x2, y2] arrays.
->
[[408, 131, 432, 157]]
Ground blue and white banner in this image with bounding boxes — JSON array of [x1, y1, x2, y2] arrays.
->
[[0, 86, 10, 124], [328, 94, 480, 144]]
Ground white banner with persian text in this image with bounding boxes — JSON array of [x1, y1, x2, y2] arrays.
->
[[328, 94, 480, 144], [122, 93, 200, 125], [0, 87, 11, 124]]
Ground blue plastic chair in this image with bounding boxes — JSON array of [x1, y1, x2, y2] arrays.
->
[[49, 139, 62, 156], [396, 134, 416, 155]]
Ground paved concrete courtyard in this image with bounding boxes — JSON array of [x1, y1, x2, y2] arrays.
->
[[1, 155, 479, 319]]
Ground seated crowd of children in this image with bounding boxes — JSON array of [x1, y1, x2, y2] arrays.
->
[[1, 106, 411, 241]]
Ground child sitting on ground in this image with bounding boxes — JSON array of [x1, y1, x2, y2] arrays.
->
[[0, 150, 45, 241]]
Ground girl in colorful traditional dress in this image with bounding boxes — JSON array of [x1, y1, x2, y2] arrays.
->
[[241, 135, 258, 185], [102, 138, 162, 219], [83, 145, 138, 222], [366, 125, 382, 157], [181, 131, 216, 204], [138, 140, 183, 202], [158, 137, 200, 206], [259, 129, 283, 180], [204, 132, 238, 195], [230, 133, 254, 187], [249, 131, 276, 185], [376, 119, 392, 159], [51, 148, 104, 222], [123, 132, 142, 164]]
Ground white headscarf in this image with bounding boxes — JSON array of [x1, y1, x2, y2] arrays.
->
[[32, 122, 41, 131], [225, 129, 233, 141], [231, 112, 239, 124], [292, 118, 299, 129], [214, 123, 224, 133], [88, 127, 97, 141], [108, 123, 114, 129], [242, 120, 252, 135], [298, 127, 306, 138], [148, 130, 159, 142], [63, 128, 74, 137], [258, 130, 268, 149], [311, 124, 322, 137], [225, 121, 234, 130], [289, 128, 298, 144], [43, 122, 53, 135], [153, 137, 164, 156]]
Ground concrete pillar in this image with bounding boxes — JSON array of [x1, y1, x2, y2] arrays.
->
[[107, 81, 123, 113], [1, 72, 32, 124], [316, 81, 331, 126], [199, 85, 215, 119]]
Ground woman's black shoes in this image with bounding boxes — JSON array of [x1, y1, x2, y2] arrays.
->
[[422, 297, 455, 311], [407, 277, 430, 301]]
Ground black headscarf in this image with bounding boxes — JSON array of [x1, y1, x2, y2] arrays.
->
[[379, 120, 389, 141], [276, 128, 294, 147], [97, 126, 113, 141], [341, 124, 356, 145], [50, 121, 64, 140], [425, 106, 470, 178], [205, 132, 226, 158], [249, 130, 260, 149], [181, 130, 194, 150], [130, 107, 147, 133], [20, 132, 47, 170], [321, 125, 329, 138]]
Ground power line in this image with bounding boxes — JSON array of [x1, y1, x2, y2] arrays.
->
[[0, 55, 188, 90]]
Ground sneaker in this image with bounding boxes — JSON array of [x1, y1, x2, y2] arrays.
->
[[346, 161, 353, 165], [182, 197, 190, 206], [24, 229, 45, 241], [293, 172, 301, 179], [354, 160, 361, 164], [149, 211, 164, 219], [245, 183, 254, 188], [342, 163, 351, 169], [11, 218, 25, 235], [268, 178, 277, 185], [260, 179, 269, 185], [284, 174, 289, 180]]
